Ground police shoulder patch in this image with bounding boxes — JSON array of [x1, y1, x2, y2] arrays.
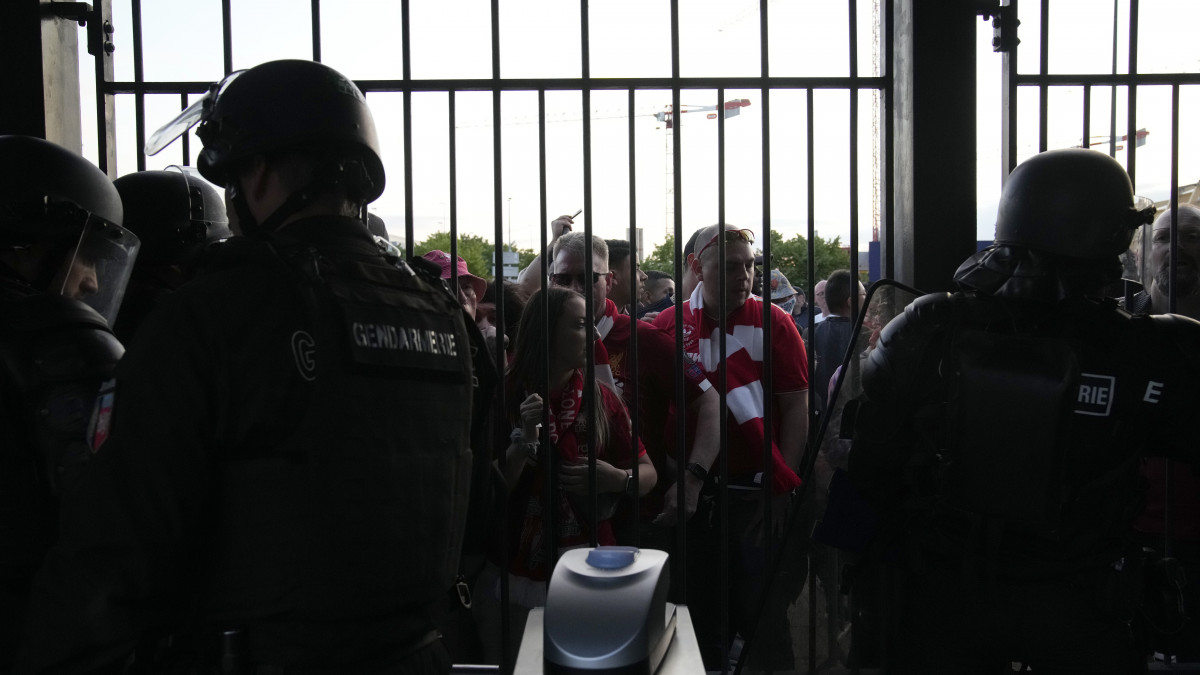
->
[[1074, 372, 1116, 417], [343, 301, 464, 374], [88, 378, 117, 452]]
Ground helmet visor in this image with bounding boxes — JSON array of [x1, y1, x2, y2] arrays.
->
[[1120, 195, 1158, 283], [53, 219, 140, 324], [145, 70, 246, 156]]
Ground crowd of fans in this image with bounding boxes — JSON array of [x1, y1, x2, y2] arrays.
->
[[7, 55, 1200, 675]]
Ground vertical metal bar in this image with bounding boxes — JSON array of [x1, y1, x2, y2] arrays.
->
[[759, 0, 775, 553], [714, 96, 732, 670], [580, 0, 599, 548], [311, 0, 321, 62], [884, 0, 895, 278], [669, 0, 689, 599], [1108, 0, 1118, 157], [1038, 0, 1048, 152], [489, 0, 513, 667], [536, 89, 556, 671], [805, 89, 816, 388], [540, 91, 548, 273], [93, 0, 116, 176], [449, 93, 459, 296], [1169, 84, 1179, 314], [180, 93, 190, 165], [1126, 0, 1139, 188], [131, 0, 145, 172], [1001, 0, 1019, 178], [222, 0, 233, 74], [401, 0, 414, 258], [849, 0, 860, 312], [1164, 82, 1179, 561], [626, 87, 642, 546], [1083, 85, 1092, 149]]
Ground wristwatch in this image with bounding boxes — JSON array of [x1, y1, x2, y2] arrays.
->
[[685, 462, 709, 482], [625, 471, 636, 497]]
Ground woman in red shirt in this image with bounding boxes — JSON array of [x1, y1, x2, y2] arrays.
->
[[474, 287, 654, 661], [501, 286, 654, 577]]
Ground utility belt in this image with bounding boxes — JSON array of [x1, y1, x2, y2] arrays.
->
[[134, 628, 442, 675]]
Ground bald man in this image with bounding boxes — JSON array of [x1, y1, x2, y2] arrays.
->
[[652, 222, 810, 669]]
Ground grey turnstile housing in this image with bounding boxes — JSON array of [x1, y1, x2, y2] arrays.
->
[[538, 547, 681, 674]]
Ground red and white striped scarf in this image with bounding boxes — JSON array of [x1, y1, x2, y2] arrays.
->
[[591, 298, 619, 391], [510, 369, 596, 580], [682, 282, 801, 494]]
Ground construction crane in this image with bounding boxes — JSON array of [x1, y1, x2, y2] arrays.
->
[[655, 98, 752, 237], [457, 97, 752, 240]]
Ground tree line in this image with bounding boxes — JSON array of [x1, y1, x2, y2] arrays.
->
[[411, 229, 853, 293], [642, 230, 852, 292]]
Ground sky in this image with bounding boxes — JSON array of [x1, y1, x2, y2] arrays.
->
[[76, 0, 1200, 263]]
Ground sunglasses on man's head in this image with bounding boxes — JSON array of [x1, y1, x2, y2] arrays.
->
[[696, 228, 755, 259], [550, 271, 609, 287]]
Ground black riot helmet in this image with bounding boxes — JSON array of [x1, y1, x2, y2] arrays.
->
[[114, 167, 231, 266], [0, 135, 123, 245], [0, 135, 139, 322], [995, 148, 1156, 261], [145, 60, 385, 237]]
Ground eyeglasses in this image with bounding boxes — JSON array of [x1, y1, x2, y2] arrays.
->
[[696, 228, 755, 259], [550, 271, 609, 287]]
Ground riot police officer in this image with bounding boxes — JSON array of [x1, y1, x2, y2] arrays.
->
[[111, 168, 231, 342], [19, 60, 475, 674], [0, 135, 137, 669], [846, 148, 1200, 673]]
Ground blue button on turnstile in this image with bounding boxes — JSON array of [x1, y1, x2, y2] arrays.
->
[[585, 546, 639, 569]]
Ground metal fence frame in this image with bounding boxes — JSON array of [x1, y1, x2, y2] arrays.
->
[[87, 2, 893, 673]]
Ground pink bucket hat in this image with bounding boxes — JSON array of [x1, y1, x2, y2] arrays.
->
[[421, 250, 488, 298]]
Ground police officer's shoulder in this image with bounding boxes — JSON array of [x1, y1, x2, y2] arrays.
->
[[879, 291, 960, 343], [191, 236, 281, 272], [862, 292, 959, 396], [1141, 311, 1200, 348], [156, 238, 289, 307], [409, 255, 443, 283]]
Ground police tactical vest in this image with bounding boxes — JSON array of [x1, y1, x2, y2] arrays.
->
[[869, 293, 1185, 577], [199, 240, 475, 625]]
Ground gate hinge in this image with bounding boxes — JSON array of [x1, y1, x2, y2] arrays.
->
[[45, 2, 115, 57], [977, 2, 1020, 53]]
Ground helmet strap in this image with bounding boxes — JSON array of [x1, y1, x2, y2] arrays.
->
[[227, 181, 264, 240]]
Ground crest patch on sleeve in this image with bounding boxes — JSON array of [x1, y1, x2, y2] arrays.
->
[[88, 379, 117, 453]]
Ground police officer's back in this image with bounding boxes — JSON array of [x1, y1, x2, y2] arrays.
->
[[0, 135, 137, 670], [19, 61, 475, 674], [847, 149, 1200, 673]]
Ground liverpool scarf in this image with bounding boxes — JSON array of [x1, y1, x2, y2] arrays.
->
[[682, 282, 802, 494], [510, 369, 600, 580], [591, 298, 619, 391]]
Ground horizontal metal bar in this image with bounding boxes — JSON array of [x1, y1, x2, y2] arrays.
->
[[1015, 73, 1200, 87], [102, 75, 890, 96]]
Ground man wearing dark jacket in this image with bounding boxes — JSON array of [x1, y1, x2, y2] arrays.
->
[[0, 136, 136, 671], [20, 60, 475, 674], [848, 149, 1200, 673]]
